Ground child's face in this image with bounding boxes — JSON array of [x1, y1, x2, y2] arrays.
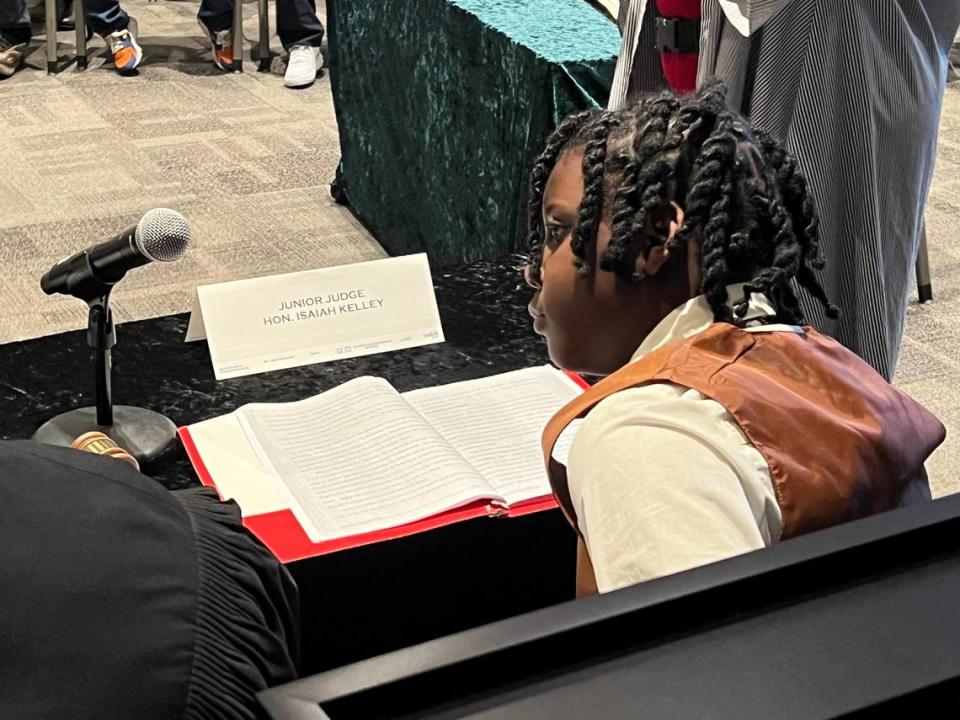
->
[[526, 149, 693, 375]]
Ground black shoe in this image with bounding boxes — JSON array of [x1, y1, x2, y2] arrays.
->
[[57, 0, 75, 30]]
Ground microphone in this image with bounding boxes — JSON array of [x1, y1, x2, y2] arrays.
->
[[32, 208, 192, 468], [41, 208, 191, 301]]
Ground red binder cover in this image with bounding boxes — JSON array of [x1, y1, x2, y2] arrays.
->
[[178, 371, 590, 563]]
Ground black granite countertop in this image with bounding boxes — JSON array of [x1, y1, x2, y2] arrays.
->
[[0, 255, 551, 490]]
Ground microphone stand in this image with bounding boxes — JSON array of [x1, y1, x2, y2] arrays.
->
[[32, 290, 177, 470], [90, 292, 115, 426]]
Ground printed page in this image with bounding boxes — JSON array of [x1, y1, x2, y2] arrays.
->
[[237, 377, 501, 543], [183, 413, 289, 515], [402, 366, 584, 506]]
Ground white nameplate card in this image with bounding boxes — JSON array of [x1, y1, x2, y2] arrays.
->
[[185, 254, 444, 380]]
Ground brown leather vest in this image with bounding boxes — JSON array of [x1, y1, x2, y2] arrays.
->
[[542, 324, 945, 542]]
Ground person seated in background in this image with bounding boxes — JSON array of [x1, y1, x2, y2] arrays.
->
[[83, 0, 142, 72], [197, 0, 324, 88], [0, 0, 143, 75], [526, 84, 946, 596], [0, 439, 298, 719], [0, 0, 30, 76]]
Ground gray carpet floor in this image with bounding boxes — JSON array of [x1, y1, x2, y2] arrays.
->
[[894, 85, 959, 498], [0, 0, 384, 340], [0, 1, 958, 494]]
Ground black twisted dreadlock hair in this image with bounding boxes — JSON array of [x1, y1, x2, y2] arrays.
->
[[527, 83, 839, 325]]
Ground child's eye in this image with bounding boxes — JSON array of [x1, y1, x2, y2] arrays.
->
[[544, 223, 569, 249]]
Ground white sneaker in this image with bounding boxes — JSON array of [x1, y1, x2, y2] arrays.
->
[[284, 45, 320, 88]]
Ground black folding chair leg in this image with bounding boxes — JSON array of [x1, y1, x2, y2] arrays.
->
[[75, 0, 87, 69], [257, 0, 270, 71], [232, 0, 244, 71], [45, 0, 58, 73], [916, 223, 933, 304]]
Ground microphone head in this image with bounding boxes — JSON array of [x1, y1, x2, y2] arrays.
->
[[134, 208, 191, 262]]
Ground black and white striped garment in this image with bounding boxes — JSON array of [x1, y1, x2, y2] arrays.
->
[[609, 0, 960, 380]]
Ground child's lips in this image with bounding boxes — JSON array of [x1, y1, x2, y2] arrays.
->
[[528, 302, 546, 334]]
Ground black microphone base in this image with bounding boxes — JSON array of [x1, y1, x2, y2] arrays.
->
[[32, 405, 177, 471]]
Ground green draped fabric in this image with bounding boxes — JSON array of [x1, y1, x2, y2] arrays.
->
[[328, 0, 620, 264]]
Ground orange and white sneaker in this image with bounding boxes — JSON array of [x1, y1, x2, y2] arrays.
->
[[198, 20, 236, 72], [106, 26, 143, 74]]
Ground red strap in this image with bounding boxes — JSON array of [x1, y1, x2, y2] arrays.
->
[[656, 0, 700, 20], [661, 52, 698, 94], [656, 0, 700, 93]]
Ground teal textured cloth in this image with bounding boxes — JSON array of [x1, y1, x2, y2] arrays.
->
[[328, 0, 620, 264]]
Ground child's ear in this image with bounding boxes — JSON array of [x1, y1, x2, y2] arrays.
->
[[641, 244, 671, 277], [639, 202, 685, 277]]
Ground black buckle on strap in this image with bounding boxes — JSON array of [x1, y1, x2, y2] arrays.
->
[[655, 17, 701, 53]]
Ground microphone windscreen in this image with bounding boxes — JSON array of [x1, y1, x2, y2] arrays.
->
[[135, 208, 191, 262]]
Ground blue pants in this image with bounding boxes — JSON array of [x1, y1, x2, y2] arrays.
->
[[0, 0, 29, 39], [84, 0, 129, 36], [198, 0, 323, 50], [0, 0, 126, 38]]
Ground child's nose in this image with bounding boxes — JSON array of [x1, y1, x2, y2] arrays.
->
[[523, 263, 542, 290]]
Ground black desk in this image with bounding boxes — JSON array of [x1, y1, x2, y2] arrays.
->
[[0, 255, 576, 674], [260, 493, 960, 719]]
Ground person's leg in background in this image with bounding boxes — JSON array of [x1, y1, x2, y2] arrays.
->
[[84, 0, 142, 73], [0, 0, 31, 77], [59, 0, 74, 29], [277, 0, 323, 88], [197, 0, 236, 71], [950, 27, 960, 82]]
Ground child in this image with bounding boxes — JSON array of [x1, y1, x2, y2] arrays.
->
[[526, 85, 945, 596]]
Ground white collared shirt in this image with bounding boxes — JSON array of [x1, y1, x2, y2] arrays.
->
[[566, 285, 786, 593]]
